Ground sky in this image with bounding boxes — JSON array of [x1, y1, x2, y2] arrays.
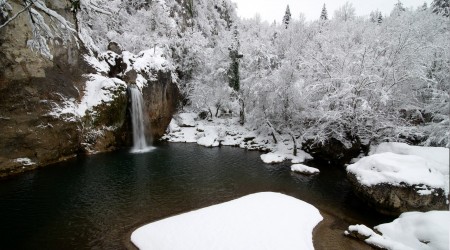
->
[[231, 0, 431, 22]]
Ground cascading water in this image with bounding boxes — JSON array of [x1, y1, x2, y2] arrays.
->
[[129, 87, 154, 153]]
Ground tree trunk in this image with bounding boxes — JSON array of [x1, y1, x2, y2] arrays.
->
[[289, 132, 297, 156], [239, 98, 245, 125]]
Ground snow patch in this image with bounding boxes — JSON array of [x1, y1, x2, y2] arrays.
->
[[77, 74, 127, 116], [370, 142, 449, 175], [131, 192, 323, 250], [14, 158, 36, 166], [291, 164, 320, 175], [346, 211, 450, 250]]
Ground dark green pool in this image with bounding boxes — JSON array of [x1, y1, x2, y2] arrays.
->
[[0, 143, 389, 249]]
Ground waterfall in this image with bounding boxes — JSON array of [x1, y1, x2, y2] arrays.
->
[[129, 87, 154, 153]]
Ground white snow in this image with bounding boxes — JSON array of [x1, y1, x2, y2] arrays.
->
[[84, 54, 110, 73], [163, 112, 312, 164], [347, 152, 447, 195], [14, 158, 35, 166], [76, 74, 127, 116], [261, 152, 286, 163], [131, 192, 323, 250], [346, 211, 450, 250], [291, 164, 320, 175], [176, 113, 197, 127], [370, 142, 449, 175]]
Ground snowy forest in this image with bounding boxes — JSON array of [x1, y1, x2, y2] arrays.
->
[[1, 0, 448, 151]]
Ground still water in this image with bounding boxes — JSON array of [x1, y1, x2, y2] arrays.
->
[[0, 143, 389, 249]]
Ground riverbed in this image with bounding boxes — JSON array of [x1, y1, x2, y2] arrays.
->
[[0, 143, 390, 249]]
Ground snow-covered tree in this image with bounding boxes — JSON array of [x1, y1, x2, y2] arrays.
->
[[391, 0, 406, 16], [431, 0, 450, 17], [320, 4, 328, 21], [282, 5, 291, 28], [334, 2, 356, 21], [0, 0, 77, 59]]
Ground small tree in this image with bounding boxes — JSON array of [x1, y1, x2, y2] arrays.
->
[[377, 13, 383, 24], [334, 2, 355, 21], [282, 5, 291, 28], [391, 0, 406, 16], [320, 4, 328, 21]]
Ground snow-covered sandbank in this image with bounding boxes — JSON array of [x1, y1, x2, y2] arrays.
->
[[345, 210, 450, 250], [131, 192, 323, 250], [163, 112, 312, 164]]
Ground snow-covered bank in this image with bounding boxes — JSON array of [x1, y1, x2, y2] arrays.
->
[[163, 112, 312, 164], [346, 142, 449, 215], [348, 143, 449, 197], [131, 192, 323, 250], [345, 211, 450, 250]]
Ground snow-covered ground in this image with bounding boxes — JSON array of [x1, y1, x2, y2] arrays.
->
[[131, 192, 323, 250], [291, 164, 320, 175], [345, 211, 450, 250], [347, 143, 449, 196], [163, 112, 312, 164]]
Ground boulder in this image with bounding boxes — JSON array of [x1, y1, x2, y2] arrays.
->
[[346, 152, 448, 216]]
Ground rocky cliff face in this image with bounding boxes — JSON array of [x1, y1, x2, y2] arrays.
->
[[143, 71, 180, 139], [0, 1, 180, 178], [0, 0, 86, 177]]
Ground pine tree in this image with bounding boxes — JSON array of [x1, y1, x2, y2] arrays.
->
[[282, 5, 291, 29], [377, 13, 383, 24], [370, 10, 381, 22], [320, 4, 328, 20], [421, 2, 428, 10], [391, 0, 406, 16], [432, 0, 450, 17]]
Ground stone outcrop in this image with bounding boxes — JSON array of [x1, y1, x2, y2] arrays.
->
[[142, 71, 180, 139], [347, 172, 448, 216], [0, 0, 87, 177], [302, 135, 366, 166]]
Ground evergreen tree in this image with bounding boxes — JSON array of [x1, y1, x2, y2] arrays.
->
[[378, 13, 383, 24], [228, 27, 241, 92], [391, 0, 406, 16], [421, 2, 428, 11], [370, 10, 381, 22], [432, 0, 450, 17], [282, 5, 291, 28], [320, 4, 328, 20]]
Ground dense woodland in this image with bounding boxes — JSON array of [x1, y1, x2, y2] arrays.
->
[[1, 0, 449, 149]]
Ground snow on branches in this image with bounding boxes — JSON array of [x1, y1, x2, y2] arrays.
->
[[0, 0, 77, 59]]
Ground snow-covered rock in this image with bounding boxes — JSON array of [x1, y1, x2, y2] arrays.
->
[[175, 113, 197, 127], [260, 152, 286, 163], [370, 142, 449, 175], [347, 145, 449, 215], [291, 164, 320, 175], [163, 112, 312, 165], [345, 211, 450, 250], [131, 192, 323, 250]]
